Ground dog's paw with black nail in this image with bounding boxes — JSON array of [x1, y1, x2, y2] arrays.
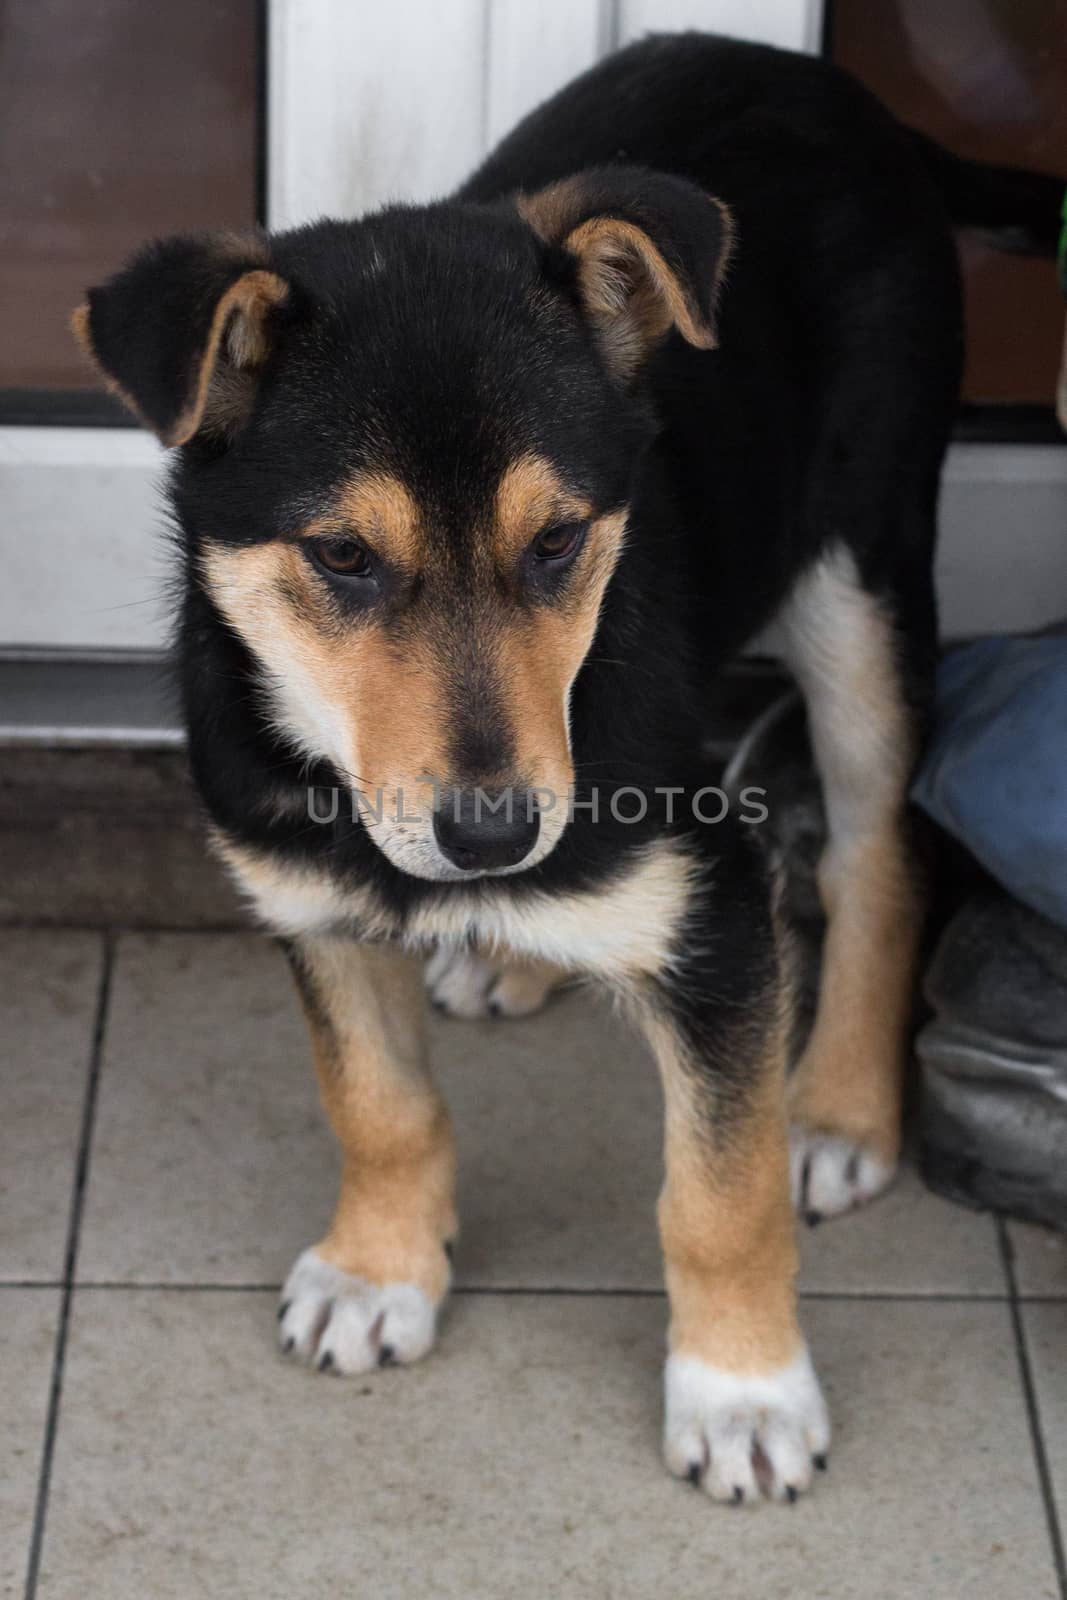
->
[[789, 1126, 895, 1222], [278, 1249, 439, 1376], [424, 944, 563, 1020], [663, 1345, 830, 1505]]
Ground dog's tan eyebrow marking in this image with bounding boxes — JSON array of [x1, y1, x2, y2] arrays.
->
[[304, 471, 424, 567], [493, 453, 594, 560]]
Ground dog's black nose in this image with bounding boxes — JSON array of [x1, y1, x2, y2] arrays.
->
[[433, 789, 539, 872]]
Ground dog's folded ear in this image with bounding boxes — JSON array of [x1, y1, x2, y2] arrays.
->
[[71, 233, 289, 446], [519, 167, 734, 380]]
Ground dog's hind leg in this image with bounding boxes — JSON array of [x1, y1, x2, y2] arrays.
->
[[777, 545, 926, 1220], [278, 936, 457, 1374]]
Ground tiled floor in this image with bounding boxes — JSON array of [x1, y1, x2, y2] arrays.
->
[[3, 927, 1065, 1599]]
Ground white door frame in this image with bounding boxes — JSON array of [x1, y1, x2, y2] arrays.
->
[[266, 0, 825, 228], [3, 0, 1064, 655]]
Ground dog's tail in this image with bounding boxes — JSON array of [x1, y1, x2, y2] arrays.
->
[[907, 128, 1064, 260], [908, 131, 1067, 428]]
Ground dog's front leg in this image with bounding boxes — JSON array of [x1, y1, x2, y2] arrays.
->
[[277, 935, 456, 1374], [633, 868, 829, 1502]]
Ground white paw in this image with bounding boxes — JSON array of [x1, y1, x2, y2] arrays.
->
[[278, 1248, 438, 1375], [790, 1127, 895, 1222], [664, 1345, 830, 1504], [425, 944, 558, 1020]]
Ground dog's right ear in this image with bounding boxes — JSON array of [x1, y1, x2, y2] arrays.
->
[[72, 233, 290, 446]]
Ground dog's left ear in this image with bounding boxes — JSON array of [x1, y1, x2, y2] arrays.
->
[[518, 166, 734, 379]]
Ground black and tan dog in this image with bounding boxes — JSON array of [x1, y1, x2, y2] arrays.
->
[[73, 35, 1061, 1503]]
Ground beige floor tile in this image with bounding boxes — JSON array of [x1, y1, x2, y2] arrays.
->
[[435, 986, 664, 1289], [0, 1289, 60, 1595], [78, 932, 1002, 1295], [1023, 1302, 1067, 1534], [1009, 1222, 1067, 1298], [39, 1291, 1054, 1600], [77, 932, 332, 1285], [0, 930, 101, 1280]]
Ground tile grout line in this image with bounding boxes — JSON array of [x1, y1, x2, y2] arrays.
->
[[998, 1217, 1067, 1600], [23, 931, 115, 1600], [1, 1280, 1032, 1302]]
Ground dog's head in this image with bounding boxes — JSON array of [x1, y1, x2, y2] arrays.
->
[[74, 170, 732, 881]]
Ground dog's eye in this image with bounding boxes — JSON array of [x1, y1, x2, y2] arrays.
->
[[532, 521, 587, 563], [308, 536, 373, 578]]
